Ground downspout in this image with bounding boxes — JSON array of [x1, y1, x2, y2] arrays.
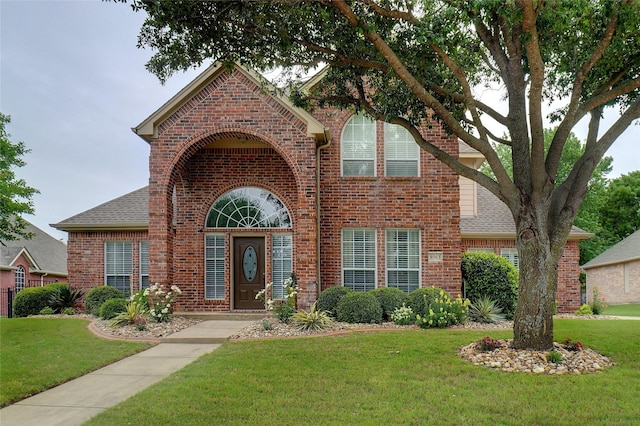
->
[[315, 129, 332, 299], [40, 272, 48, 287]]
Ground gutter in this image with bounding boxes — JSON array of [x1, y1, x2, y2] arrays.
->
[[315, 129, 332, 299]]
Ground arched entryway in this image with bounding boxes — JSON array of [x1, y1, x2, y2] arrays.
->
[[205, 187, 293, 310]]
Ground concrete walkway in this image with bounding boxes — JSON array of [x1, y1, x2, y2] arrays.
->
[[0, 320, 254, 426]]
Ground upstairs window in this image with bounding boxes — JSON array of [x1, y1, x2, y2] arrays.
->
[[384, 123, 420, 177], [341, 114, 376, 176]]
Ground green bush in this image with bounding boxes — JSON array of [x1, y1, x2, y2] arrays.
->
[[49, 284, 84, 313], [316, 286, 352, 317], [407, 287, 443, 316], [336, 291, 383, 324], [575, 304, 593, 315], [370, 287, 408, 321], [461, 252, 519, 320], [85, 286, 125, 316], [39, 306, 55, 315], [12, 283, 68, 317], [99, 298, 128, 320]]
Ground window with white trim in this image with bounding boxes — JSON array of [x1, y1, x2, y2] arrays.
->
[[272, 234, 293, 299], [342, 228, 376, 291], [105, 241, 132, 297], [500, 248, 519, 268], [15, 265, 25, 292], [386, 229, 420, 293], [205, 234, 226, 299], [341, 114, 376, 176], [140, 241, 149, 289], [384, 123, 419, 177]]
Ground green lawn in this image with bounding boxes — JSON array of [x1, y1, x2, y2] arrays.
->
[[0, 317, 152, 407], [87, 320, 640, 426], [602, 303, 640, 317]]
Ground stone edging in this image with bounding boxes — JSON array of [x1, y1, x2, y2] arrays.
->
[[87, 319, 161, 343]]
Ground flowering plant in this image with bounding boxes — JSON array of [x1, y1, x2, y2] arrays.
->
[[415, 290, 469, 328], [562, 338, 583, 352], [255, 274, 298, 322], [475, 336, 503, 352], [147, 283, 182, 322], [391, 303, 416, 325]]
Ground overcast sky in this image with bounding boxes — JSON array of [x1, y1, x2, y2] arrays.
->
[[1, 0, 639, 242]]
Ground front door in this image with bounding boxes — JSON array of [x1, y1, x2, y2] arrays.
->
[[234, 237, 266, 310]]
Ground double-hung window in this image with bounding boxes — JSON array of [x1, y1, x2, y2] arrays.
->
[[342, 114, 376, 176], [384, 123, 419, 177], [105, 241, 132, 297], [386, 229, 420, 292], [342, 228, 376, 291], [501, 248, 519, 268]]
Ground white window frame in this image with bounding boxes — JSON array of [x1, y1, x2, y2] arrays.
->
[[384, 122, 420, 177], [341, 114, 376, 177], [271, 234, 293, 300], [105, 241, 132, 297], [139, 241, 149, 290], [341, 228, 377, 291], [500, 248, 519, 268], [468, 248, 494, 253], [385, 229, 421, 293], [205, 234, 226, 300], [15, 265, 25, 292]]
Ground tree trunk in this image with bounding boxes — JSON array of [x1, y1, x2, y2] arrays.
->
[[512, 205, 568, 350]]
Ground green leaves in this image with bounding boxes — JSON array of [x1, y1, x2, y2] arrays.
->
[[0, 113, 39, 244]]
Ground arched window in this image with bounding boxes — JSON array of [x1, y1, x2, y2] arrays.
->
[[341, 114, 376, 176], [15, 265, 25, 292], [206, 187, 292, 228]]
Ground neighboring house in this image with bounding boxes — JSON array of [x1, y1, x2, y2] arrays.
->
[[1, 220, 68, 316], [582, 230, 640, 304], [52, 63, 588, 313]]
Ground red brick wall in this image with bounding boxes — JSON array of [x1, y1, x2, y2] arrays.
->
[[313, 108, 463, 297], [66, 231, 148, 299], [461, 239, 582, 313], [147, 67, 318, 311]]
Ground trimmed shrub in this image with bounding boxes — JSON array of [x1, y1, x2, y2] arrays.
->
[[85, 286, 125, 316], [12, 282, 68, 317], [316, 286, 352, 317], [369, 287, 408, 321], [99, 298, 128, 320], [407, 287, 443, 316], [336, 291, 383, 324], [461, 252, 518, 320]]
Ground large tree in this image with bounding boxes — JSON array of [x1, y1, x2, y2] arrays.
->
[[480, 128, 613, 264], [599, 170, 640, 243], [0, 113, 39, 243], [122, 0, 640, 349]]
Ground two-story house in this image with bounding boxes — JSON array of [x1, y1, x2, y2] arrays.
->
[[52, 64, 588, 313]]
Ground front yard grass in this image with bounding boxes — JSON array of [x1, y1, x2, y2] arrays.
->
[[0, 317, 152, 407], [87, 319, 640, 425], [602, 303, 640, 317]]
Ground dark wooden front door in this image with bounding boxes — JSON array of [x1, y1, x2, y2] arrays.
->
[[234, 237, 265, 310]]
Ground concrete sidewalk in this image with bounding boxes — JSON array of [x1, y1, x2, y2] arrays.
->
[[0, 320, 254, 426]]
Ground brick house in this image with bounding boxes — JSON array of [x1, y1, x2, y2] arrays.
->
[[52, 63, 589, 313], [582, 230, 640, 304], [1, 220, 68, 316]]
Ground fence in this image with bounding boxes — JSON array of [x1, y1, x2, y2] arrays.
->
[[1, 287, 14, 318], [1, 279, 61, 318]]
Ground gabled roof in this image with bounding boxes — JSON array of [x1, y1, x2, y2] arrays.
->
[[461, 185, 592, 240], [51, 187, 149, 232], [582, 230, 640, 269], [0, 220, 67, 275], [133, 62, 329, 143]]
